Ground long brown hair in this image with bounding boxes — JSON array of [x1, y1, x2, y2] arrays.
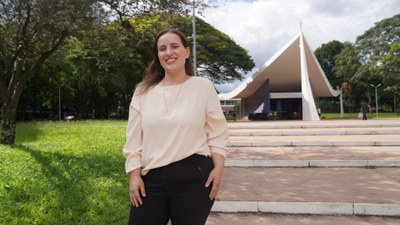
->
[[135, 29, 195, 95]]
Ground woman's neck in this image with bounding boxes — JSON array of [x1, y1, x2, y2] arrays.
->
[[163, 73, 189, 85]]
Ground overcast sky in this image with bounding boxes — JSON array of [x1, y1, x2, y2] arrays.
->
[[200, 0, 400, 92]]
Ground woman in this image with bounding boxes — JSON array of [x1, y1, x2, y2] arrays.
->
[[123, 28, 229, 225]]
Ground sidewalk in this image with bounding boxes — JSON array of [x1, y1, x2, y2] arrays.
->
[[225, 146, 400, 167], [207, 213, 400, 225], [227, 118, 400, 129], [226, 146, 400, 161], [228, 120, 400, 147], [217, 167, 400, 203], [229, 127, 400, 136], [213, 168, 400, 216], [211, 119, 400, 218], [228, 135, 400, 147]]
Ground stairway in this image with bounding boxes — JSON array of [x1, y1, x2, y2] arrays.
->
[[207, 119, 400, 224]]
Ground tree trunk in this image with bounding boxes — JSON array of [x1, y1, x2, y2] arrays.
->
[[1, 72, 26, 144], [367, 88, 371, 106], [0, 30, 68, 144], [1, 99, 19, 144]]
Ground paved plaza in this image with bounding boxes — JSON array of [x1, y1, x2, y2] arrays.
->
[[207, 118, 400, 224]]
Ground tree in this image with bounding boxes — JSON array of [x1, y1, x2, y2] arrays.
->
[[18, 42, 75, 120], [379, 41, 400, 112], [126, 13, 255, 83], [66, 24, 150, 119], [380, 42, 400, 92], [72, 13, 254, 118], [0, 0, 197, 144], [334, 43, 363, 84], [353, 13, 400, 108], [356, 14, 400, 65], [334, 42, 378, 106], [316, 14, 399, 112], [18, 12, 255, 120], [193, 17, 255, 83], [314, 40, 344, 88]]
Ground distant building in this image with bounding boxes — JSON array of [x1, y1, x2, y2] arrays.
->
[[219, 32, 339, 121], [220, 98, 240, 115]]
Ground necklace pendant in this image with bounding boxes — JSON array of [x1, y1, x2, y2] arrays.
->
[[162, 79, 185, 117]]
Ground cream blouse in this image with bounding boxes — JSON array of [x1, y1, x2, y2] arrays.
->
[[123, 76, 229, 175]]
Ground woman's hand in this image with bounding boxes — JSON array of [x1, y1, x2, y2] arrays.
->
[[205, 153, 225, 200], [129, 168, 146, 208]]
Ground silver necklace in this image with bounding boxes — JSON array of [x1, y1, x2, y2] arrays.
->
[[162, 79, 185, 115]]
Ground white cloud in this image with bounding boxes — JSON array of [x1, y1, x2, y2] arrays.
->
[[200, 0, 400, 92]]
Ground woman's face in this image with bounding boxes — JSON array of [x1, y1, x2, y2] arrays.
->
[[157, 32, 190, 76]]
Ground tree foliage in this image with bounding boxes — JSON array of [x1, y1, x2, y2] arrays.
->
[[317, 14, 400, 112], [352, 13, 399, 106], [356, 14, 400, 65], [379, 42, 400, 93], [0, 0, 201, 144], [126, 13, 255, 83], [17, 13, 255, 121], [195, 17, 255, 83], [334, 43, 363, 85], [314, 40, 344, 88], [0, 0, 102, 144]]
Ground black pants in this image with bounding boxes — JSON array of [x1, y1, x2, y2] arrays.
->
[[129, 154, 214, 225], [362, 112, 367, 120]]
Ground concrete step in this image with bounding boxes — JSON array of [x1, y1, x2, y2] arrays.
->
[[207, 213, 400, 225], [227, 120, 400, 146], [212, 167, 400, 216], [219, 119, 400, 217], [225, 146, 400, 167], [227, 146, 400, 161], [218, 167, 400, 203], [228, 119, 400, 130], [225, 160, 400, 168], [229, 127, 400, 136], [228, 135, 400, 147]]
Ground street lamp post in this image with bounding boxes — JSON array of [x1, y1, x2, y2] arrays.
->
[[339, 90, 344, 118], [59, 84, 61, 121], [370, 83, 382, 118], [192, 0, 197, 76], [393, 88, 398, 116], [395, 92, 397, 115]]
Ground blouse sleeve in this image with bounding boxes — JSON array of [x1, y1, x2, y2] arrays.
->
[[205, 82, 229, 158], [122, 92, 143, 174]]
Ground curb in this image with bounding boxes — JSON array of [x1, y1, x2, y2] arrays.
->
[[225, 160, 400, 168], [229, 130, 400, 136], [227, 124, 400, 130], [228, 141, 400, 147], [211, 201, 400, 217]]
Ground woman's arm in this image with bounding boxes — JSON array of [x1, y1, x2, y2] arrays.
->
[[123, 93, 145, 207], [129, 168, 146, 207], [204, 79, 229, 200], [206, 153, 225, 200]]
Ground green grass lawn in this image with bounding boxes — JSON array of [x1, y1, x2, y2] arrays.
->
[[0, 120, 130, 225], [226, 112, 399, 121], [321, 112, 400, 119]]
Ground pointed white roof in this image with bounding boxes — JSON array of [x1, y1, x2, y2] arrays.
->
[[219, 33, 340, 100]]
